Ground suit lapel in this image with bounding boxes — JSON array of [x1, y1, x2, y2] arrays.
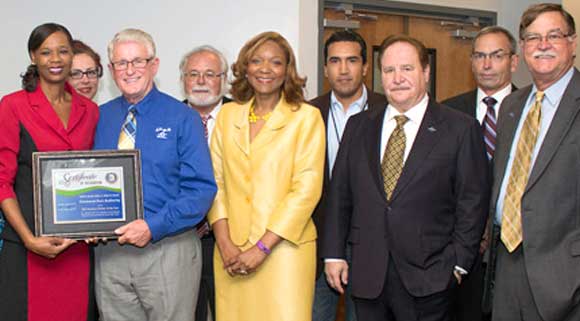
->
[[390, 99, 443, 202], [526, 70, 580, 191], [364, 105, 387, 197], [491, 87, 531, 203], [233, 100, 251, 156], [249, 98, 289, 151]]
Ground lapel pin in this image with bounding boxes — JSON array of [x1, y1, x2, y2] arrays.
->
[[427, 126, 437, 132], [509, 112, 515, 118]]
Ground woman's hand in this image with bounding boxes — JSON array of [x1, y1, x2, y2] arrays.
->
[[217, 238, 243, 276], [230, 245, 268, 276], [25, 236, 76, 259]]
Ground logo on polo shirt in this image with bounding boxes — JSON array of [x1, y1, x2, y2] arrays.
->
[[155, 127, 172, 139]]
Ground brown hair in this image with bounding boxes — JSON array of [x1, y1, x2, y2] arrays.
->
[[231, 31, 306, 108], [72, 39, 103, 77], [378, 34, 429, 70], [473, 26, 517, 54], [519, 3, 576, 40]]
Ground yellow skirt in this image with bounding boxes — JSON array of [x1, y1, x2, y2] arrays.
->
[[214, 240, 315, 321]]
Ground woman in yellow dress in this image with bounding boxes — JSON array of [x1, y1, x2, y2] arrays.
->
[[208, 31, 325, 321]]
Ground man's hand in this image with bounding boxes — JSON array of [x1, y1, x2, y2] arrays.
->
[[115, 219, 152, 247], [454, 270, 463, 285], [325, 260, 349, 294]]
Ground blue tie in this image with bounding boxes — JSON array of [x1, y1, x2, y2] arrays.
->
[[118, 105, 137, 149]]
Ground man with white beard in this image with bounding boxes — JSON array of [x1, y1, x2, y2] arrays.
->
[[179, 45, 230, 321]]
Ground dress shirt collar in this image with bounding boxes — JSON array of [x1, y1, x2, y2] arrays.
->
[[330, 85, 368, 114], [476, 83, 512, 107], [119, 84, 159, 115], [527, 66, 574, 108], [208, 99, 224, 119], [385, 93, 429, 125]]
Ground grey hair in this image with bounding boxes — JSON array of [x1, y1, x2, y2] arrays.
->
[[108, 28, 156, 61], [179, 45, 228, 77], [472, 26, 518, 55]]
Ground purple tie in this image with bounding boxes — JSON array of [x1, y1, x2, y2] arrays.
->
[[482, 96, 497, 160]]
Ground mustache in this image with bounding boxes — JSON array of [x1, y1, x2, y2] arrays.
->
[[532, 51, 557, 58], [390, 87, 411, 91], [190, 86, 211, 92]]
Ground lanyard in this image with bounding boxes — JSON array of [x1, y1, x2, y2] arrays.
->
[[329, 101, 368, 145]]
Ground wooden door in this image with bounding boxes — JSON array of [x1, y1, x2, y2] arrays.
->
[[323, 8, 480, 101]]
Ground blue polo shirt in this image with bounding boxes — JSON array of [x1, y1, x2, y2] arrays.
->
[[94, 85, 217, 242]]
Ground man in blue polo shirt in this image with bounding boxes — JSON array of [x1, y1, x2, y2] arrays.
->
[[93, 28, 216, 321]]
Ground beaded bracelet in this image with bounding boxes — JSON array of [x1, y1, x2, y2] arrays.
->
[[256, 240, 271, 255]]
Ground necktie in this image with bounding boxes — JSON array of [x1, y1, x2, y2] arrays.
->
[[482, 96, 498, 160], [118, 105, 137, 150], [200, 114, 211, 139], [381, 115, 408, 201], [501, 91, 543, 252]]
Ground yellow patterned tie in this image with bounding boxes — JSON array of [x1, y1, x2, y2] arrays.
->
[[501, 91, 543, 252], [118, 105, 137, 150], [381, 115, 408, 201]]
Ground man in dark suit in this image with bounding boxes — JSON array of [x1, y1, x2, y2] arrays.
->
[[309, 29, 385, 321], [322, 34, 489, 321], [490, 4, 580, 321], [442, 26, 519, 321], [180, 45, 231, 321]]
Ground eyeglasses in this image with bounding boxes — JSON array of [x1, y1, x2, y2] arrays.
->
[[70, 68, 101, 79], [185, 70, 224, 81], [471, 51, 512, 63], [111, 57, 154, 71], [522, 30, 575, 47]]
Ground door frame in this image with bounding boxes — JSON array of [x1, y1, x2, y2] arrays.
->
[[317, 0, 498, 95]]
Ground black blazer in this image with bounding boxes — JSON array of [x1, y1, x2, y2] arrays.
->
[[321, 98, 490, 299], [309, 89, 386, 278]]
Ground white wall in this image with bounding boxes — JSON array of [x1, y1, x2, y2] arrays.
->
[[563, 0, 580, 69], [0, 0, 305, 104]]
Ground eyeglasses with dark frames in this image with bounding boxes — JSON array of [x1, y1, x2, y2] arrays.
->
[[111, 57, 154, 71]]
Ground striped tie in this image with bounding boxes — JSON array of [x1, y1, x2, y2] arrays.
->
[[200, 114, 211, 139], [501, 91, 543, 252], [381, 115, 408, 201], [482, 96, 497, 160], [118, 105, 137, 150]]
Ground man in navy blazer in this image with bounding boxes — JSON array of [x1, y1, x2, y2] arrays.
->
[[322, 34, 489, 321]]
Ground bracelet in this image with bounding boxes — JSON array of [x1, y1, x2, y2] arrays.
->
[[256, 240, 271, 255]]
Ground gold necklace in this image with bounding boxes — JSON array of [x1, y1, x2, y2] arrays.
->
[[248, 104, 272, 123]]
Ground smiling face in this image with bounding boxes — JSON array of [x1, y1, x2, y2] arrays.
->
[[109, 41, 159, 104], [183, 51, 224, 109], [380, 41, 430, 113], [471, 32, 518, 95], [522, 11, 577, 90], [30, 31, 73, 87], [246, 40, 287, 100], [69, 53, 100, 99]]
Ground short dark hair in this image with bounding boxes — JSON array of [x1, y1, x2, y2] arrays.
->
[[519, 3, 576, 40], [72, 39, 103, 78], [22, 23, 73, 92], [378, 34, 429, 70], [324, 30, 367, 65], [473, 26, 517, 54]]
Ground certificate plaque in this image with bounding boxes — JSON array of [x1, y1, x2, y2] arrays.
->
[[33, 150, 143, 239]]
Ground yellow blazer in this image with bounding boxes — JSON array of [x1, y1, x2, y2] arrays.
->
[[208, 97, 325, 246]]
